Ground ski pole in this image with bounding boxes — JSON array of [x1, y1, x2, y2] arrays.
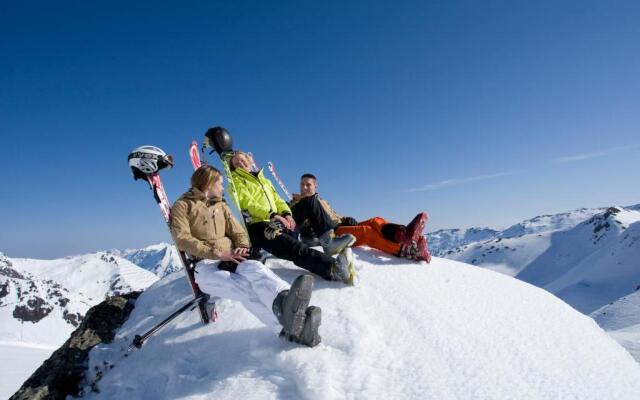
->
[[129, 293, 210, 351]]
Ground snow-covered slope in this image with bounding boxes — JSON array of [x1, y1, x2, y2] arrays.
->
[[1, 251, 158, 361], [0, 252, 89, 345], [82, 249, 640, 399], [433, 206, 607, 274], [11, 252, 158, 303], [109, 243, 183, 278], [517, 207, 640, 313], [426, 227, 499, 257], [434, 206, 640, 313], [591, 289, 640, 363], [2, 251, 160, 398], [0, 343, 55, 400]]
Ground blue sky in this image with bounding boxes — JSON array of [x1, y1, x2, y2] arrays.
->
[[2, 0, 639, 258]]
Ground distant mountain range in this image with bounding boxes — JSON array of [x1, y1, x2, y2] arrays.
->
[[1, 252, 157, 347], [107, 242, 183, 278], [427, 204, 640, 314], [426, 203, 640, 361]]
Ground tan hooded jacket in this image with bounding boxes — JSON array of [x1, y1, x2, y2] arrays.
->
[[170, 188, 250, 260]]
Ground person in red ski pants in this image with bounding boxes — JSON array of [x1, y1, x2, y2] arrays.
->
[[290, 174, 431, 263]]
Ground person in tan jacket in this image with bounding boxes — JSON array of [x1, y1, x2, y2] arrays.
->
[[171, 165, 321, 347]]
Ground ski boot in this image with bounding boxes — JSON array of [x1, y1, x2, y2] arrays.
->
[[319, 230, 356, 255], [272, 275, 314, 338], [331, 247, 357, 285], [395, 212, 428, 246], [288, 306, 322, 347], [415, 236, 432, 263], [398, 236, 431, 263]]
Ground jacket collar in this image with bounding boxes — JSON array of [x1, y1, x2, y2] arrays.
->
[[234, 167, 264, 180], [184, 187, 225, 205]]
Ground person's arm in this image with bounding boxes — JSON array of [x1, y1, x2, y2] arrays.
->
[[269, 180, 292, 216], [222, 203, 251, 248], [170, 201, 220, 259]]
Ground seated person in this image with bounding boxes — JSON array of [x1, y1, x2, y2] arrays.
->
[[170, 165, 322, 346], [228, 152, 358, 285], [291, 173, 431, 263]]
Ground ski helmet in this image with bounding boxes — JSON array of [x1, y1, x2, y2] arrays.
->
[[204, 126, 233, 154], [128, 145, 174, 180]]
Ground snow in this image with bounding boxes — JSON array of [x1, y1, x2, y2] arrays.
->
[[426, 227, 499, 257], [82, 249, 640, 399], [591, 290, 640, 362], [2, 252, 158, 348], [522, 208, 640, 313], [0, 342, 55, 399], [437, 206, 640, 314], [12, 252, 158, 302], [109, 243, 183, 278]]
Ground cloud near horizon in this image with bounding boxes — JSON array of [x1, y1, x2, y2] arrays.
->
[[405, 170, 527, 192], [407, 143, 639, 193], [551, 144, 640, 163]]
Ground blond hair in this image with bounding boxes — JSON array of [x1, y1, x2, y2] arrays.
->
[[191, 165, 222, 192], [229, 151, 249, 171]]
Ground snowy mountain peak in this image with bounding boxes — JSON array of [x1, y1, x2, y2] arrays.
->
[[1, 253, 87, 347], [499, 207, 606, 239], [579, 206, 640, 245], [2, 252, 158, 347], [71, 250, 640, 399], [426, 227, 499, 256], [108, 243, 183, 278]]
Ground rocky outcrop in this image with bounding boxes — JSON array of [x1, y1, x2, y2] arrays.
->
[[10, 292, 141, 400]]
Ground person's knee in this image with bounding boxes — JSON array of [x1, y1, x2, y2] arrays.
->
[[196, 269, 231, 287], [237, 259, 268, 274]]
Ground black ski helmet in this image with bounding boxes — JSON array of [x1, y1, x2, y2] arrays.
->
[[204, 126, 233, 154]]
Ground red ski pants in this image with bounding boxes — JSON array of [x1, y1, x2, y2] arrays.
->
[[335, 217, 400, 255]]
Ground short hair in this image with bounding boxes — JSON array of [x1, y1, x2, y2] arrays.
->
[[191, 165, 222, 192], [300, 173, 317, 181]]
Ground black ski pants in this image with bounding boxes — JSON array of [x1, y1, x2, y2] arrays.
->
[[290, 194, 337, 238], [248, 222, 334, 280]]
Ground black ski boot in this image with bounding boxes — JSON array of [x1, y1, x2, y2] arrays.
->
[[292, 306, 322, 347], [280, 306, 322, 347], [273, 275, 314, 338]]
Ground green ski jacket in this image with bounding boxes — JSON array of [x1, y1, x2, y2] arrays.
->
[[230, 167, 292, 224]]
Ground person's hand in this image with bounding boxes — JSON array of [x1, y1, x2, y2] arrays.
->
[[284, 215, 296, 230], [218, 250, 247, 264], [273, 215, 295, 230], [234, 247, 250, 257]]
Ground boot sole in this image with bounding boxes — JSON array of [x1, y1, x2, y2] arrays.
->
[[297, 306, 322, 347], [416, 237, 432, 263], [286, 275, 314, 337], [405, 213, 428, 245], [326, 234, 357, 256], [342, 247, 357, 286]]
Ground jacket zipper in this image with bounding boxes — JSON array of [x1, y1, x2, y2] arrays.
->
[[243, 170, 276, 216]]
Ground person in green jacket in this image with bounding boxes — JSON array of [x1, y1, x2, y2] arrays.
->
[[229, 152, 357, 285]]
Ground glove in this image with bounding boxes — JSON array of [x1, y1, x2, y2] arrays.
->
[[340, 216, 358, 226], [264, 220, 284, 240]]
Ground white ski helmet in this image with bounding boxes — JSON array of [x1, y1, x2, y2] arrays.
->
[[128, 145, 174, 180]]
